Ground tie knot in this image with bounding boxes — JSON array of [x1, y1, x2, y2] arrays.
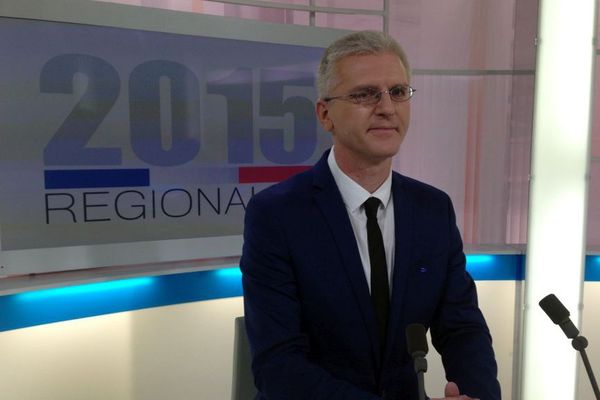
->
[[363, 197, 381, 220]]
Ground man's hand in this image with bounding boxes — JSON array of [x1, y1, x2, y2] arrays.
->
[[431, 381, 480, 400]]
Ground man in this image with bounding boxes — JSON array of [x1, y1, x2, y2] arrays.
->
[[240, 30, 501, 400]]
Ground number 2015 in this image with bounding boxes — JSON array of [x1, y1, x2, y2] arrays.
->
[[40, 54, 317, 167]]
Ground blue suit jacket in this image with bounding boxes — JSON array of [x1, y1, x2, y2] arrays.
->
[[240, 151, 500, 400]]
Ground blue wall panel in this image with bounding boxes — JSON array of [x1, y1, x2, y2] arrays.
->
[[2, 254, 597, 332]]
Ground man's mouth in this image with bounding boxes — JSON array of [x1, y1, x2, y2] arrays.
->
[[368, 126, 398, 133]]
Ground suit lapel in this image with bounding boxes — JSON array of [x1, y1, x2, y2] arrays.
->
[[384, 173, 414, 364], [311, 152, 381, 363]]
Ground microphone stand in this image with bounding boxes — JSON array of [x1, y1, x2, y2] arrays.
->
[[572, 336, 600, 400], [413, 352, 428, 400]]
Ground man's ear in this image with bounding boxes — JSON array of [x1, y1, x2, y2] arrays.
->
[[316, 99, 334, 132]]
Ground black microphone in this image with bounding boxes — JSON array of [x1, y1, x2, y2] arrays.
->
[[539, 294, 600, 399], [539, 293, 579, 338], [406, 323, 428, 400]]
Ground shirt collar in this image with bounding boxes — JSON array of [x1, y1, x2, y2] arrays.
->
[[327, 147, 392, 214]]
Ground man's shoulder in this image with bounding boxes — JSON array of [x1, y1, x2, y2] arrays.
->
[[248, 167, 316, 210], [393, 172, 450, 203]]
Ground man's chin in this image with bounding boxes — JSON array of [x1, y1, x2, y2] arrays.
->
[[369, 144, 402, 161]]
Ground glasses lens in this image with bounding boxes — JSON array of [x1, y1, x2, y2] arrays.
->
[[390, 85, 412, 101], [350, 88, 380, 104], [345, 86, 414, 104]]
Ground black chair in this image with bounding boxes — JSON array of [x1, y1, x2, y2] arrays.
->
[[231, 316, 258, 400]]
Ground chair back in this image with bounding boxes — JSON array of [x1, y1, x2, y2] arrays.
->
[[231, 316, 258, 400]]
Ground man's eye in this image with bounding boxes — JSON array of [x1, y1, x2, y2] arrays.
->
[[390, 86, 407, 97], [350, 91, 372, 100]]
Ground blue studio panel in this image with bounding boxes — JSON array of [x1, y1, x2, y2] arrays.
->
[[2, 254, 597, 333]]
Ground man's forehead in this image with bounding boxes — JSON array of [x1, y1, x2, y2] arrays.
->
[[332, 53, 408, 88]]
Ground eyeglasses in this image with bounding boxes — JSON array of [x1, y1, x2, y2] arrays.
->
[[323, 84, 416, 105]]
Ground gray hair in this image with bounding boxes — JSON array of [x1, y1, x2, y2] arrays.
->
[[316, 30, 411, 98]]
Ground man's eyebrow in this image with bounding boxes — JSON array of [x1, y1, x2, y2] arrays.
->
[[348, 83, 407, 92], [347, 84, 379, 92]]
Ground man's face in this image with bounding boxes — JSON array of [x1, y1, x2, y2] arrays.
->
[[316, 52, 410, 167]]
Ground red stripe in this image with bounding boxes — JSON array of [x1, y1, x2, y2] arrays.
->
[[239, 166, 311, 183]]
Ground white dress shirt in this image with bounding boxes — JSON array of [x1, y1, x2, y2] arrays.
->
[[327, 148, 395, 293]]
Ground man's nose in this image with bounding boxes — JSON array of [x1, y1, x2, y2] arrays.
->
[[374, 91, 396, 114]]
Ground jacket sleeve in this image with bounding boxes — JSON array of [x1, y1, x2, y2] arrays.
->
[[240, 194, 381, 400], [429, 196, 501, 400]]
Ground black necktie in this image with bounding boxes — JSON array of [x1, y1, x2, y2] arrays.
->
[[363, 197, 390, 349]]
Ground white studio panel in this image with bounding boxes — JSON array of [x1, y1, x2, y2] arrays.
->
[[522, 1, 597, 399]]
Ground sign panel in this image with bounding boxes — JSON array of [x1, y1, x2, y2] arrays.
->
[[0, 3, 336, 274]]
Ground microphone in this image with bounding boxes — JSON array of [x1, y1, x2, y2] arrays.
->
[[406, 323, 428, 400], [539, 294, 600, 399], [539, 293, 579, 338]]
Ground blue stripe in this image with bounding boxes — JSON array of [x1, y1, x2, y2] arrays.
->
[[44, 169, 150, 189], [3, 254, 599, 332], [466, 254, 524, 281], [585, 256, 600, 281], [0, 268, 243, 332]]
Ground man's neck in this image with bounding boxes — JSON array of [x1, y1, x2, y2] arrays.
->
[[334, 151, 392, 194]]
